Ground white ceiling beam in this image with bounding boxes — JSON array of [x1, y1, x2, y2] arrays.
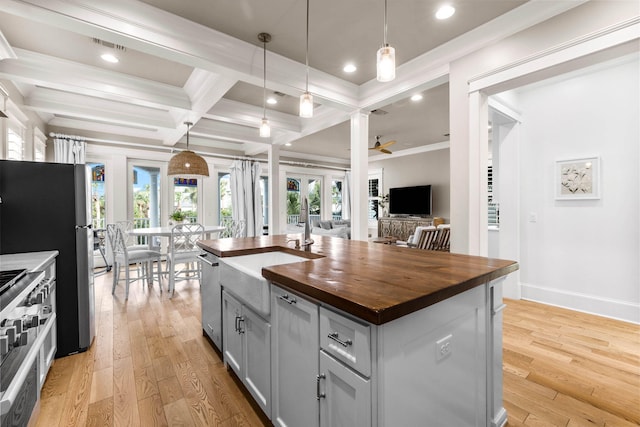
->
[[0, 29, 17, 60], [48, 116, 165, 140], [0, 49, 191, 110], [204, 98, 302, 133], [1, 0, 360, 111], [25, 86, 174, 130]]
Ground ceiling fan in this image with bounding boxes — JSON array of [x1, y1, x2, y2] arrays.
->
[[369, 135, 396, 154]]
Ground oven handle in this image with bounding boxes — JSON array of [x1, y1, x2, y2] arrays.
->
[[0, 312, 56, 415], [197, 253, 219, 267]]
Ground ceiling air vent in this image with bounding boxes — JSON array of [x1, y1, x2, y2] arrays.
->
[[371, 109, 388, 115], [92, 38, 127, 52]]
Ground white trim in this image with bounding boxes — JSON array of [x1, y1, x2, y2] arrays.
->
[[367, 141, 450, 162], [520, 282, 640, 325], [468, 17, 640, 93], [0, 29, 17, 60]]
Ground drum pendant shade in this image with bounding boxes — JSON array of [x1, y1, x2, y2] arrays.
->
[[168, 122, 209, 176]]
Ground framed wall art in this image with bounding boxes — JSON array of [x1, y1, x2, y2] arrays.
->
[[555, 156, 600, 200]]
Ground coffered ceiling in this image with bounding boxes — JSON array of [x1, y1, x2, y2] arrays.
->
[[0, 1, 580, 164]]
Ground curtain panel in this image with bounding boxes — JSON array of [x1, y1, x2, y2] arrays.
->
[[54, 137, 86, 164], [230, 160, 263, 237]]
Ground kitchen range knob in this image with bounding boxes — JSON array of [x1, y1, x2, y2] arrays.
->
[[0, 335, 8, 356], [25, 315, 39, 329], [1, 326, 16, 345], [36, 292, 44, 304], [10, 319, 23, 335], [15, 331, 28, 347]]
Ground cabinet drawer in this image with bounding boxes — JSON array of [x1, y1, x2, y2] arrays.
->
[[320, 307, 371, 377]]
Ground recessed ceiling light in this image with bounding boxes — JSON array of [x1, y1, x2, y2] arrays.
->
[[267, 97, 277, 105], [101, 53, 119, 63], [343, 63, 357, 73], [435, 5, 455, 20], [285, 142, 292, 146], [410, 94, 423, 102]]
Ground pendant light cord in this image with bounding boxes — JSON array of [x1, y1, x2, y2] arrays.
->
[[263, 39, 267, 117], [383, 0, 388, 46], [185, 122, 191, 150], [305, 0, 310, 92]]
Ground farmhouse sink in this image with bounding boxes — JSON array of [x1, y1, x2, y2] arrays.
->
[[218, 251, 312, 316]]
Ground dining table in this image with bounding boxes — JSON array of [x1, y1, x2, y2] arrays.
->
[[129, 224, 225, 250]]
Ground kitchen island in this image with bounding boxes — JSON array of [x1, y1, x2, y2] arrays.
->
[[197, 235, 518, 427]]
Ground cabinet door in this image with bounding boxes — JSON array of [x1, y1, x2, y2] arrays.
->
[[243, 307, 271, 418], [222, 291, 243, 376], [319, 351, 371, 427], [271, 285, 319, 427], [200, 255, 222, 351]]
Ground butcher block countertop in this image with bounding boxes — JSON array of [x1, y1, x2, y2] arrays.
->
[[197, 235, 518, 325]]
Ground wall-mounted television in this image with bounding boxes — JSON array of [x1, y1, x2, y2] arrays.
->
[[388, 185, 432, 216]]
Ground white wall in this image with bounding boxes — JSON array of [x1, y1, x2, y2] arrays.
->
[[512, 56, 639, 323], [448, 0, 640, 254], [369, 148, 450, 220]]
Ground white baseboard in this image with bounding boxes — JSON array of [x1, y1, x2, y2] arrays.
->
[[520, 282, 640, 324]]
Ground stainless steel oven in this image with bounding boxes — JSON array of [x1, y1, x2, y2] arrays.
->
[[1, 269, 57, 426]]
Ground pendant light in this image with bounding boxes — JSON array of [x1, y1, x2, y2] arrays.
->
[[167, 122, 209, 176], [258, 32, 271, 137], [376, 0, 395, 82], [299, 0, 313, 118]]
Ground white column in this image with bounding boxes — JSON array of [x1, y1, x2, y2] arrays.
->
[[268, 144, 280, 235], [468, 91, 489, 256], [323, 173, 333, 220], [350, 111, 369, 241]]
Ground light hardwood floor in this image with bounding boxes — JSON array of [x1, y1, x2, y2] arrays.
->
[[34, 267, 639, 426]]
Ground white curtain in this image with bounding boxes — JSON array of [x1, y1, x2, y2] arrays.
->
[[342, 171, 351, 220], [230, 160, 263, 237], [54, 137, 86, 164]]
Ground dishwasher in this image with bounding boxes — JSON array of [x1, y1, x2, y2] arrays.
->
[[197, 252, 222, 353]]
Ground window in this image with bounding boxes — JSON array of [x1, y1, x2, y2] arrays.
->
[[131, 164, 161, 229], [88, 163, 106, 229], [219, 173, 232, 222], [331, 180, 343, 220], [488, 165, 499, 227], [6, 124, 24, 160], [34, 135, 46, 162], [368, 177, 380, 220], [260, 176, 269, 231], [368, 169, 383, 227], [286, 175, 322, 228], [286, 177, 301, 226], [173, 177, 198, 223]]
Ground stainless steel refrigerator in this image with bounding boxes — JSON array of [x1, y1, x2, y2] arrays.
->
[[0, 160, 95, 357]]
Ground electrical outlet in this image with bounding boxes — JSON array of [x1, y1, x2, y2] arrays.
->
[[436, 334, 453, 361]]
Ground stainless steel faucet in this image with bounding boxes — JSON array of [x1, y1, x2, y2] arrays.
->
[[298, 197, 314, 251]]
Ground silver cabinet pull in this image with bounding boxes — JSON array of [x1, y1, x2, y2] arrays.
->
[[316, 373, 326, 400], [278, 294, 297, 304], [234, 315, 245, 334], [328, 332, 352, 347], [492, 303, 507, 315]]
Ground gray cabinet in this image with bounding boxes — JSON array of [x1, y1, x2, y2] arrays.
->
[[199, 253, 221, 351], [319, 351, 371, 427], [222, 290, 272, 418], [271, 285, 319, 427]]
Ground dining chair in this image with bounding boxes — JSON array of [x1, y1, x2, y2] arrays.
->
[[220, 218, 246, 238], [432, 224, 451, 252], [166, 223, 205, 297], [415, 227, 439, 250], [111, 227, 163, 299]]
